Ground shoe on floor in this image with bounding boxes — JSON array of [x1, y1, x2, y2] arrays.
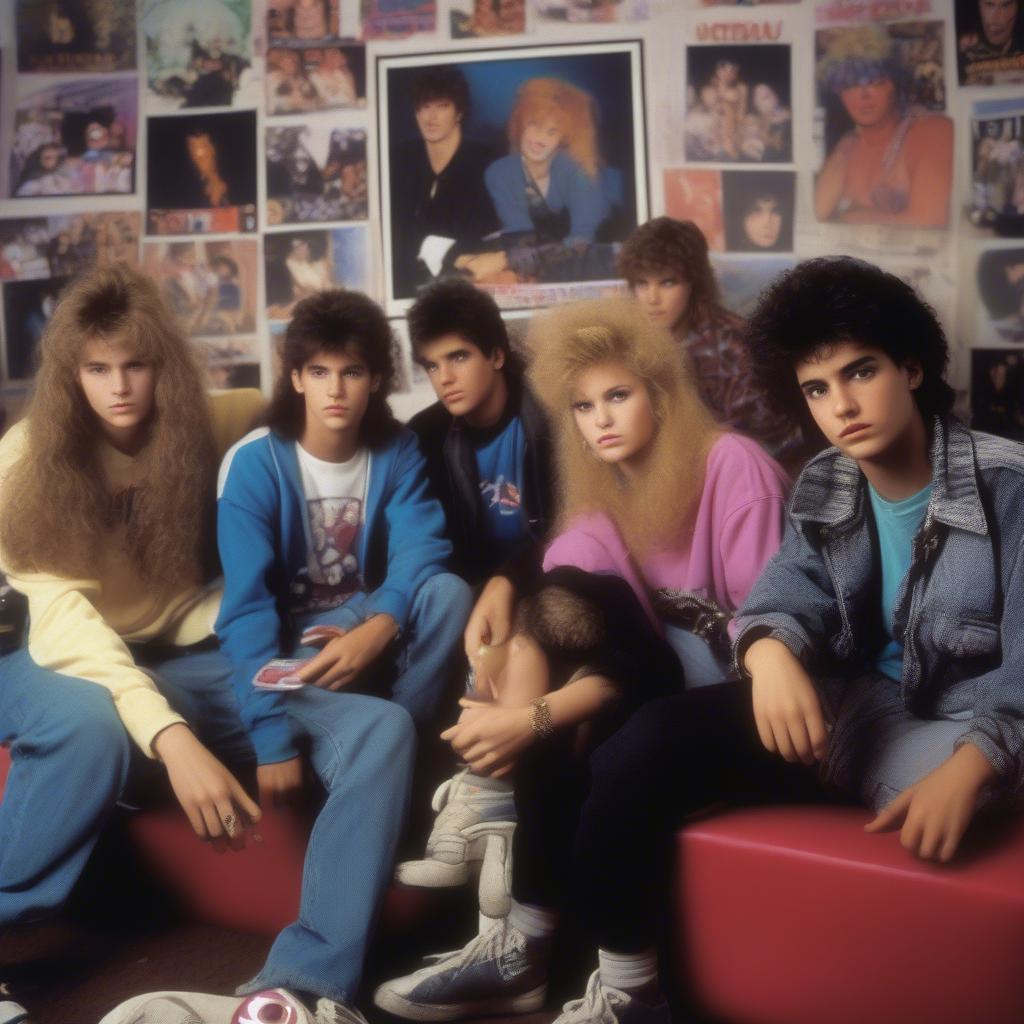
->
[[373, 917, 546, 1022], [0, 989, 29, 1024], [97, 988, 369, 1024], [551, 971, 670, 1024], [396, 768, 515, 892]]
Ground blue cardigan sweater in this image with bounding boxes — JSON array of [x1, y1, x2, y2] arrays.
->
[[215, 426, 452, 763]]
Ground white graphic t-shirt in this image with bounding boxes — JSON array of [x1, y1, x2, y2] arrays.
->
[[291, 442, 370, 612]]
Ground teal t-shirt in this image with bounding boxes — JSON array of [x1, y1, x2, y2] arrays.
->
[[868, 481, 933, 681]]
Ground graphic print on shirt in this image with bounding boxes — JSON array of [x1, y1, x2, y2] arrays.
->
[[479, 475, 522, 516], [292, 496, 362, 611]]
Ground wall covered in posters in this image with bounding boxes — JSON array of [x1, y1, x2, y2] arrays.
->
[[0, 0, 1019, 432]]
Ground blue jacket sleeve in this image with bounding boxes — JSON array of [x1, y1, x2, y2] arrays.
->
[[485, 156, 535, 236], [732, 509, 841, 677], [364, 432, 453, 630], [956, 529, 1024, 798], [215, 444, 296, 765], [551, 154, 609, 244]]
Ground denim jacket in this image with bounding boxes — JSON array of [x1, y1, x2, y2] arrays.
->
[[734, 417, 1024, 803]]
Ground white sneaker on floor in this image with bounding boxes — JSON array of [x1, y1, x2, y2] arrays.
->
[[373, 917, 547, 1021], [97, 989, 369, 1024], [552, 971, 670, 1024], [396, 768, 515, 916]]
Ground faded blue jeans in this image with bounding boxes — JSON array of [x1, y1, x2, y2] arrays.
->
[[0, 574, 470, 1003]]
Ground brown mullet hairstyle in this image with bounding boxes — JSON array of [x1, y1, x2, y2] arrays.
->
[[264, 288, 398, 448], [616, 217, 722, 332], [0, 264, 217, 590], [526, 296, 719, 559]]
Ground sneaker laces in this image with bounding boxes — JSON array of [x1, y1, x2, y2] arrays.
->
[[557, 971, 630, 1024], [420, 919, 529, 983], [314, 998, 369, 1024]]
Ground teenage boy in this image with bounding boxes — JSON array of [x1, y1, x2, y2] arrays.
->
[[398, 279, 554, 904], [208, 290, 472, 1018], [390, 67, 500, 298], [370, 257, 1024, 1024], [618, 216, 806, 469], [460, 256, 1024, 1024]]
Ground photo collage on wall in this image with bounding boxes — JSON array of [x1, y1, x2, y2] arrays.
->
[[378, 40, 647, 313], [0, 0, 1020, 433]]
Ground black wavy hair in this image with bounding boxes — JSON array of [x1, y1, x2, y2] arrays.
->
[[266, 289, 398, 446], [408, 278, 519, 374], [410, 66, 471, 121], [746, 257, 955, 432]]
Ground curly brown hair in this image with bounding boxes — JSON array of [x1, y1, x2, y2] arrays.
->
[[617, 217, 721, 330], [0, 264, 216, 590], [526, 296, 719, 558]]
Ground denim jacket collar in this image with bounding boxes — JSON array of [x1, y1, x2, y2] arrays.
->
[[790, 417, 988, 537]]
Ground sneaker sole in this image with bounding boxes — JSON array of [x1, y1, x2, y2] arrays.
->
[[372, 983, 546, 1022], [395, 860, 472, 888]]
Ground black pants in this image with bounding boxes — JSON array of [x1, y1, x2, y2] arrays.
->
[[512, 680, 820, 951]]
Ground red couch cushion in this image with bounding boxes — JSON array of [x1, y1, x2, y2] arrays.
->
[[677, 804, 1024, 1024]]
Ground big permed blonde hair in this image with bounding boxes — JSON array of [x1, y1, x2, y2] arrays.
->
[[0, 264, 217, 589], [507, 78, 601, 180], [527, 297, 719, 559]]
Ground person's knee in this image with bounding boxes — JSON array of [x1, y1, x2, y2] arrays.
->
[[413, 572, 473, 627], [35, 680, 132, 780], [371, 699, 417, 764]]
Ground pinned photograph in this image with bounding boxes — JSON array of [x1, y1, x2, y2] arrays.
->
[[0, 219, 53, 280], [142, 239, 258, 337], [721, 170, 795, 253], [147, 112, 258, 235], [141, 0, 255, 110], [0, 212, 140, 281], [663, 169, 724, 251], [265, 43, 366, 114], [379, 41, 647, 309], [3, 276, 69, 380], [814, 21, 952, 228], [684, 44, 791, 163], [267, 0, 361, 41], [531, 0, 650, 22], [195, 335, 263, 390], [972, 348, 1024, 440], [16, 0, 136, 72], [361, 0, 436, 38], [969, 99, 1024, 238], [264, 226, 368, 319], [956, 0, 1024, 86], [978, 247, 1024, 344], [451, 0, 526, 37], [712, 254, 796, 319], [10, 77, 136, 197], [267, 126, 367, 224]]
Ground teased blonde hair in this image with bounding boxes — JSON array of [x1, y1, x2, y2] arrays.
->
[[527, 297, 719, 558], [507, 77, 601, 179], [0, 264, 217, 590]]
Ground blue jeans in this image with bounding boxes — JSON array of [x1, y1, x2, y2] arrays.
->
[[0, 573, 470, 1001], [290, 573, 472, 731]]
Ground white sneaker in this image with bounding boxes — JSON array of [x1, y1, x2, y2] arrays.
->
[[97, 989, 369, 1024], [396, 768, 515, 916], [373, 917, 547, 1022], [552, 971, 670, 1024]]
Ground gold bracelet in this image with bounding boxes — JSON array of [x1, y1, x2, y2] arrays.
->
[[530, 696, 554, 739]]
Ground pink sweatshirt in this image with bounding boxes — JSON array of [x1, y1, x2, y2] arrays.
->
[[542, 433, 789, 635]]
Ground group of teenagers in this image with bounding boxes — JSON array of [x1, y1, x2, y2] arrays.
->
[[1, 216, 1024, 1024]]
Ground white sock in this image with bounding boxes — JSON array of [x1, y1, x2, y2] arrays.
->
[[508, 899, 558, 941], [597, 947, 659, 992]]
